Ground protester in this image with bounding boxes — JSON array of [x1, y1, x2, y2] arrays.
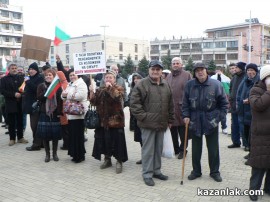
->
[[228, 62, 246, 148], [128, 73, 143, 164], [130, 60, 174, 186], [100, 65, 128, 106], [90, 70, 128, 173], [36, 69, 62, 162], [182, 62, 228, 182], [211, 66, 231, 135], [236, 63, 259, 155], [61, 69, 89, 163], [248, 65, 270, 201], [162, 69, 171, 79], [166, 57, 192, 159], [228, 63, 237, 77], [23, 62, 44, 151], [1, 63, 28, 146]]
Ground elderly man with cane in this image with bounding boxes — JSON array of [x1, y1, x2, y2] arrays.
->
[[182, 62, 228, 182]]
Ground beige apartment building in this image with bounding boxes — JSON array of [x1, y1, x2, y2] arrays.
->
[[0, 0, 23, 68], [150, 19, 270, 67], [49, 34, 149, 67]]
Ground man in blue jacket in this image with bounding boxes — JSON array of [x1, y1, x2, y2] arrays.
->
[[182, 62, 228, 182]]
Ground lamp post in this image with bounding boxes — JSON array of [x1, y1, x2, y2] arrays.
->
[[100, 25, 109, 66], [248, 11, 252, 63]]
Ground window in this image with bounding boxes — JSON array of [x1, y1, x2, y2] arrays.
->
[[161, 44, 169, 50], [203, 54, 214, 60], [3, 36, 9, 42], [227, 54, 238, 60], [216, 30, 233, 37], [227, 41, 238, 48], [135, 44, 138, 53], [15, 37, 21, 43], [267, 40, 270, 48], [1, 10, 9, 17], [13, 24, 22, 31], [101, 40, 104, 50], [151, 45, 159, 50], [215, 54, 225, 60], [119, 54, 123, 60], [82, 42, 86, 52], [65, 44, 69, 54], [51, 46, 54, 54], [203, 42, 214, 49], [171, 44, 180, 50], [150, 56, 159, 60], [3, 23, 9, 30], [181, 43, 190, 49], [119, 42, 123, 51], [50, 56, 55, 65], [181, 55, 189, 61], [0, 0, 9, 4], [192, 43, 201, 49], [215, 41, 226, 48], [135, 55, 138, 61], [191, 55, 202, 60], [13, 12, 21, 19], [66, 55, 69, 64]]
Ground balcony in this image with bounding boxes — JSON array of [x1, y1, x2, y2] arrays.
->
[[180, 49, 191, 53], [191, 48, 202, 52], [227, 47, 238, 51]]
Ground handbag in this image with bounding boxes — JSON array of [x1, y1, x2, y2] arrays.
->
[[162, 127, 175, 158], [84, 105, 100, 129], [63, 87, 84, 115], [63, 100, 84, 115], [32, 100, 40, 114]]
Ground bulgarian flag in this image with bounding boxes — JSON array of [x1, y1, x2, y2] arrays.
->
[[44, 75, 61, 99], [54, 26, 70, 46]]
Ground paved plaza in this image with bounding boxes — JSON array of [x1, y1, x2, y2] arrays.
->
[[0, 111, 269, 202]]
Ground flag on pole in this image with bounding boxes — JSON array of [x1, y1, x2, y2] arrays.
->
[[2, 54, 7, 71], [44, 75, 61, 99], [54, 26, 70, 46]]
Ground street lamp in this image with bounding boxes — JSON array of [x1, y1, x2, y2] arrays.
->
[[100, 25, 109, 66]]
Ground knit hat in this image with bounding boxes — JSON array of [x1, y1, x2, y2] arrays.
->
[[259, 65, 270, 80], [236, 62, 246, 71], [28, 62, 39, 72], [246, 63, 258, 72]]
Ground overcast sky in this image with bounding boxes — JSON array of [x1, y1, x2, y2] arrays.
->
[[11, 0, 270, 41]]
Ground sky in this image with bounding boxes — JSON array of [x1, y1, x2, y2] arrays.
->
[[10, 0, 270, 41]]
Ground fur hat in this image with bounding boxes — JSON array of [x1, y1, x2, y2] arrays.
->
[[236, 62, 246, 71], [260, 65, 270, 80], [28, 62, 39, 72], [246, 63, 258, 72]]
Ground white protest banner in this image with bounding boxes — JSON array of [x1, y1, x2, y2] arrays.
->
[[73, 51, 106, 75]]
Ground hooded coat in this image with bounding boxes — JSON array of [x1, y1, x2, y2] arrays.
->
[[248, 80, 270, 168]]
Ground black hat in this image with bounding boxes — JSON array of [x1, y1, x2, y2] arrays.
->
[[236, 62, 246, 71], [28, 62, 39, 72], [148, 60, 164, 69], [246, 63, 258, 72], [193, 62, 207, 71]]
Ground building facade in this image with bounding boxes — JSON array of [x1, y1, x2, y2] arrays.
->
[[0, 0, 23, 68], [150, 19, 270, 67], [49, 34, 149, 67]]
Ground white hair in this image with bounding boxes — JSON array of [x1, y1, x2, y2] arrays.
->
[[171, 57, 182, 64]]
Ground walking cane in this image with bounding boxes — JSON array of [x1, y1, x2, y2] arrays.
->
[[180, 122, 189, 185]]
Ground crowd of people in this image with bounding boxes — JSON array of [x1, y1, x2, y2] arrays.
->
[[0, 56, 269, 201]]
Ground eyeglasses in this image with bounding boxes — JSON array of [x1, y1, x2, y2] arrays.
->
[[172, 63, 180, 65]]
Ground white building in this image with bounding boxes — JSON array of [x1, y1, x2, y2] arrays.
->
[[49, 34, 149, 67], [0, 0, 23, 68]]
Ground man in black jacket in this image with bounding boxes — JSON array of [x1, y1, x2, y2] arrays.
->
[[23, 62, 44, 151], [228, 62, 246, 148], [1, 63, 28, 146]]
